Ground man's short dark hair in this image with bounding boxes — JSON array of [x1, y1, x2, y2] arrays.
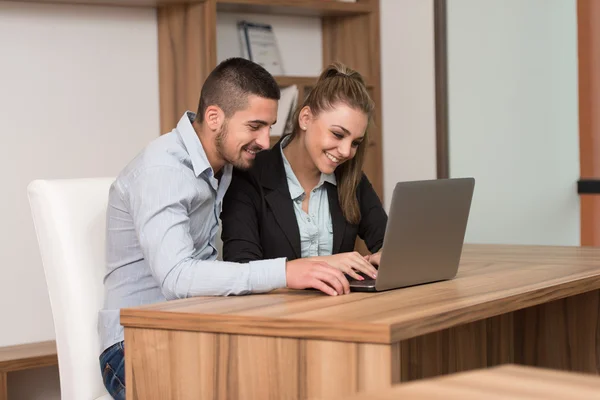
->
[[195, 58, 280, 123]]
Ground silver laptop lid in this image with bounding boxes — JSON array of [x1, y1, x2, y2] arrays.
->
[[375, 178, 475, 291]]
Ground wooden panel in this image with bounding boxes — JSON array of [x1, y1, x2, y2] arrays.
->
[[486, 313, 514, 366], [120, 245, 600, 344], [514, 289, 600, 374], [399, 316, 512, 382], [581, 196, 600, 246], [0, 372, 6, 400], [400, 325, 445, 380], [322, 3, 383, 199], [121, 310, 389, 343], [274, 75, 374, 89], [322, 14, 378, 82], [357, 343, 399, 391], [14, 0, 372, 11], [216, 0, 372, 17], [361, 86, 383, 199], [274, 76, 317, 88], [157, 1, 216, 133], [305, 341, 357, 399], [126, 328, 395, 399], [578, 0, 600, 246], [459, 243, 600, 266], [0, 340, 57, 373], [336, 364, 600, 400], [236, 335, 301, 399], [15, 0, 205, 6]]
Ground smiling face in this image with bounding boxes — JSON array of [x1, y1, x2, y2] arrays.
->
[[214, 95, 278, 170], [299, 103, 368, 175]]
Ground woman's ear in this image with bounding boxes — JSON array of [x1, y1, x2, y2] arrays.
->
[[298, 106, 313, 131]]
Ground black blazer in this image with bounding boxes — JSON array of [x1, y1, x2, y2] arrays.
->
[[220, 138, 388, 263]]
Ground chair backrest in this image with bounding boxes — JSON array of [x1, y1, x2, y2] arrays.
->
[[28, 178, 114, 400]]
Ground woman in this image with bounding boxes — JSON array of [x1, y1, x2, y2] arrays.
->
[[220, 62, 387, 281]]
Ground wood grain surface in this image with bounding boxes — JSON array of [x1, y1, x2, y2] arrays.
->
[[121, 244, 600, 343], [13, 0, 372, 13], [216, 0, 373, 17], [331, 364, 600, 400], [514, 289, 600, 373], [0, 340, 57, 372], [0, 372, 6, 400], [578, 0, 600, 246], [157, 1, 216, 133], [125, 328, 401, 400]]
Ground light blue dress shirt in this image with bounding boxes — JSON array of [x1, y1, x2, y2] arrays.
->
[[98, 112, 287, 353], [280, 136, 336, 257]]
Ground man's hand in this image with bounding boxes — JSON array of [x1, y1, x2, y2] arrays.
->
[[314, 252, 378, 281], [286, 259, 350, 296], [364, 251, 382, 267]]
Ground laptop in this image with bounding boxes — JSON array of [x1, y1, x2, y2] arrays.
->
[[350, 177, 475, 292]]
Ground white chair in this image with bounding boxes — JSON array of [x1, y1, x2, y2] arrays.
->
[[28, 178, 115, 400]]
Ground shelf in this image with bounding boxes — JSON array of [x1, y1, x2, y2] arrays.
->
[[274, 75, 374, 88], [217, 0, 373, 17], [15, 0, 202, 7], [15, 0, 373, 11], [274, 76, 318, 88]]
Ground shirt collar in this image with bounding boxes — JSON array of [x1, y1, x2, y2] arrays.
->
[[177, 111, 214, 178], [280, 135, 337, 200], [319, 171, 337, 187]]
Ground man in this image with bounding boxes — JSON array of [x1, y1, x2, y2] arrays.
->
[[98, 58, 350, 399]]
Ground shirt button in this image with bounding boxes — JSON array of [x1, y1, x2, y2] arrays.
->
[[307, 218, 311, 222]]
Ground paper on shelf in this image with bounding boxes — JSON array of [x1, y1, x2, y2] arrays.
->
[[237, 21, 284, 75]]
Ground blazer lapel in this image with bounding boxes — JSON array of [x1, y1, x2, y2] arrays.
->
[[260, 138, 302, 258], [265, 189, 301, 258], [326, 183, 347, 254]]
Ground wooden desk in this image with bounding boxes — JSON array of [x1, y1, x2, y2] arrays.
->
[[121, 244, 600, 399], [334, 364, 600, 399]]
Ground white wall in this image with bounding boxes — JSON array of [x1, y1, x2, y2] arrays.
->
[[0, 2, 160, 397], [380, 0, 437, 209], [447, 0, 580, 245]]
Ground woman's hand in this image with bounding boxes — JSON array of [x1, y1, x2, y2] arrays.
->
[[313, 252, 378, 281], [364, 251, 382, 267]]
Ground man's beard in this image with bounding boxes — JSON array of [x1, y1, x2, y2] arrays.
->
[[215, 122, 253, 170]]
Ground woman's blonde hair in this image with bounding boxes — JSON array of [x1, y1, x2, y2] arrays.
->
[[288, 62, 374, 224]]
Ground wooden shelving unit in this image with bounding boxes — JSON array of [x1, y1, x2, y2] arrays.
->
[[216, 0, 373, 17], [20, 0, 374, 11], [15, 0, 383, 208], [157, 0, 383, 201], [274, 76, 318, 88]]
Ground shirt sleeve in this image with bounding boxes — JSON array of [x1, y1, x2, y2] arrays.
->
[[123, 166, 287, 299]]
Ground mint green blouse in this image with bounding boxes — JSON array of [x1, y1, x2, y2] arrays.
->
[[280, 136, 336, 257]]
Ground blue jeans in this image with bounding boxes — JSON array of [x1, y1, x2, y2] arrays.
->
[[99, 341, 125, 400]]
